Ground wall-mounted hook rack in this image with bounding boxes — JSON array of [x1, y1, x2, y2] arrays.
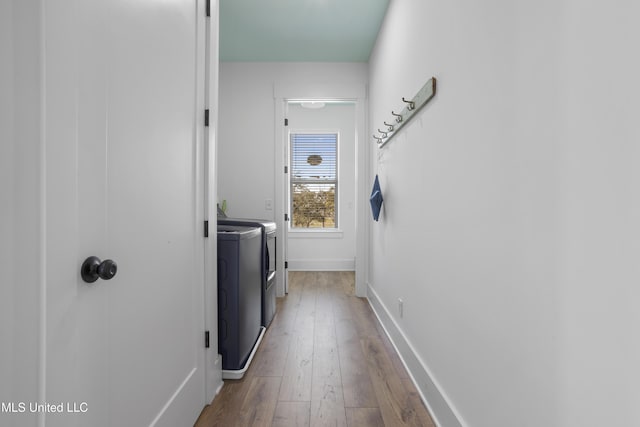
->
[[375, 77, 437, 148]]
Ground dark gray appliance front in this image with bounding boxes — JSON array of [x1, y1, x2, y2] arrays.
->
[[218, 218, 277, 327], [217, 225, 262, 371]]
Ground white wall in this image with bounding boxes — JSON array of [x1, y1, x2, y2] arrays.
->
[[286, 103, 356, 271], [558, 1, 640, 425], [368, 1, 640, 426], [218, 62, 366, 219]]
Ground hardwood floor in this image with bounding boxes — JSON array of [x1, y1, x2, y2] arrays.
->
[[195, 271, 435, 427]]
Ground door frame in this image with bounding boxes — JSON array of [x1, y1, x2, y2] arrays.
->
[[201, 0, 223, 402], [274, 83, 368, 297]]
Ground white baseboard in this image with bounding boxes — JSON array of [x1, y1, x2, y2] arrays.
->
[[287, 258, 355, 271], [366, 283, 465, 427]]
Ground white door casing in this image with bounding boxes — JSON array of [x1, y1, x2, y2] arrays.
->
[[274, 83, 368, 297], [203, 0, 224, 402], [42, 1, 211, 426]]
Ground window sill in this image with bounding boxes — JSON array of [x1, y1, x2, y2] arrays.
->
[[288, 229, 344, 239]]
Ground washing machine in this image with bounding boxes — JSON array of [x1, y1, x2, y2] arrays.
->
[[218, 217, 277, 327], [217, 225, 262, 371]]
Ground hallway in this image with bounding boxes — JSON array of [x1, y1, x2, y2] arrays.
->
[[195, 271, 435, 426]]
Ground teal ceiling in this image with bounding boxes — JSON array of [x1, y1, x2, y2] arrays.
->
[[219, 0, 390, 62]]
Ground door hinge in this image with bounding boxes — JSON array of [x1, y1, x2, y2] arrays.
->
[[204, 220, 209, 237], [284, 213, 289, 222], [205, 0, 211, 17], [205, 330, 210, 348], [284, 261, 288, 269], [204, 109, 210, 127], [284, 118, 288, 126], [284, 166, 288, 173]]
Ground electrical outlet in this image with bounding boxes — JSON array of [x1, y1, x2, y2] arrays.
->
[[265, 199, 273, 210], [398, 298, 404, 318]]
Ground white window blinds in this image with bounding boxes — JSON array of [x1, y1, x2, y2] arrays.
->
[[290, 133, 338, 228]]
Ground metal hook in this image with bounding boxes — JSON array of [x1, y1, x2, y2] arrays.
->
[[377, 129, 388, 138], [384, 121, 394, 132], [402, 97, 415, 111], [373, 135, 383, 143], [391, 111, 403, 123]]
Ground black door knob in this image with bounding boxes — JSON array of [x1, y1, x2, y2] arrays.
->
[[81, 256, 118, 283]]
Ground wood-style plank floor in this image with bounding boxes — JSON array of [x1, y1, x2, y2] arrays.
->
[[195, 271, 435, 427]]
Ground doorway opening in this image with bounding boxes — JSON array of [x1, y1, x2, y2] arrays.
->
[[282, 100, 358, 291]]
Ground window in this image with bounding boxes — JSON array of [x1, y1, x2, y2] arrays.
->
[[290, 133, 338, 229]]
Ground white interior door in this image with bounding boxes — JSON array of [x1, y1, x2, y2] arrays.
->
[[44, 1, 206, 426]]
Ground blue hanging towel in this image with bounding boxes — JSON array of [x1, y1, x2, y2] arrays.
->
[[370, 174, 383, 221]]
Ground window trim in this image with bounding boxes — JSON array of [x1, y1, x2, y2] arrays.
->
[[288, 130, 339, 230]]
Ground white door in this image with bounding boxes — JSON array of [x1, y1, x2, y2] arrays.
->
[[44, 1, 207, 426]]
